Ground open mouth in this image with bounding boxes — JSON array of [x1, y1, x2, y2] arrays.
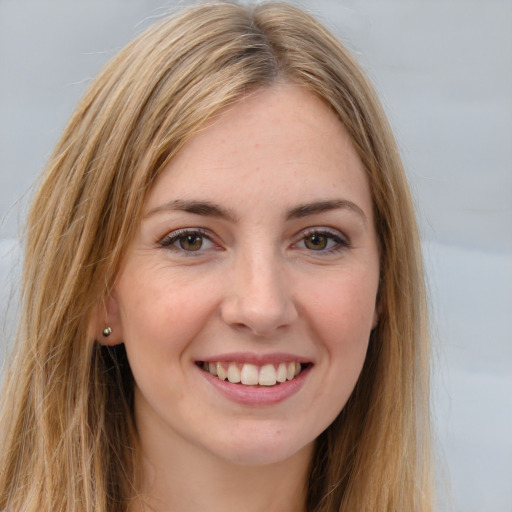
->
[[197, 361, 310, 387]]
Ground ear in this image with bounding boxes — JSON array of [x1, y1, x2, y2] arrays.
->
[[371, 293, 381, 330], [91, 294, 124, 346], [371, 307, 379, 330]]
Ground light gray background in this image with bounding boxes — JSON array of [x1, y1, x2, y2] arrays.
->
[[1, 1, 511, 510]]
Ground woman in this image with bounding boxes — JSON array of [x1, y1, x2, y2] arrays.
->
[[0, 2, 432, 511]]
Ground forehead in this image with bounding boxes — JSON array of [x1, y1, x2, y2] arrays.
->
[[145, 84, 373, 217]]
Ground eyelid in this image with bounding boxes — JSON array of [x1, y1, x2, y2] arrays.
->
[[157, 226, 349, 256], [158, 228, 218, 253], [293, 227, 351, 252]]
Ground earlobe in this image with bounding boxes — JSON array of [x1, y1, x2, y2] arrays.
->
[[371, 296, 380, 330], [93, 295, 124, 346], [371, 308, 379, 330], [102, 326, 113, 338]]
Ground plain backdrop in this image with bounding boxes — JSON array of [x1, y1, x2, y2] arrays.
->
[[1, 1, 511, 510]]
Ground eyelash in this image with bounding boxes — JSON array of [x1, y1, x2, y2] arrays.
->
[[158, 228, 216, 255], [294, 228, 350, 254], [158, 228, 350, 255]]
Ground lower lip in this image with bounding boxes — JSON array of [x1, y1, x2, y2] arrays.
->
[[199, 366, 311, 406]]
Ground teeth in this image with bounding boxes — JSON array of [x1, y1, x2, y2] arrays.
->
[[286, 362, 295, 381], [217, 362, 227, 381], [227, 363, 241, 383], [240, 363, 259, 385], [276, 362, 287, 383], [202, 361, 305, 386], [259, 364, 277, 386]]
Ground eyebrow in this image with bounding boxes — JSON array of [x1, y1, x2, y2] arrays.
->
[[286, 199, 367, 225], [145, 199, 239, 222], [145, 198, 367, 225]]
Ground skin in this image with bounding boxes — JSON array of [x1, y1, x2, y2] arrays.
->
[[101, 83, 380, 512]]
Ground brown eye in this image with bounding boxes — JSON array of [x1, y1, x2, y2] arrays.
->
[[295, 229, 349, 254], [179, 234, 203, 251], [304, 234, 328, 250], [159, 229, 215, 253]]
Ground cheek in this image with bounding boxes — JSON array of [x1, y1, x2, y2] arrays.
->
[[305, 270, 378, 389], [308, 275, 378, 340], [287, 278, 376, 442], [116, 268, 220, 356]]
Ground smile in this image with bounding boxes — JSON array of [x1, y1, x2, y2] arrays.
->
[[198, 361, 307, 387]]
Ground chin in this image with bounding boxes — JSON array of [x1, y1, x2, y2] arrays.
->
[[209, 426, 315, 467]]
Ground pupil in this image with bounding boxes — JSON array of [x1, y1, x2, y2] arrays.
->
[[307, 234, 327, 250], [180, 235, 202, 251]]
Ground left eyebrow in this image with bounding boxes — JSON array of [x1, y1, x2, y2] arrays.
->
[[285, 199, 367, 225]]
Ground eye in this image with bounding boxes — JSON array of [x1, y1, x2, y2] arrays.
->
[[159, 229, 216, 253], [295, 229, 349, 253], [303, 233, 330, 251]]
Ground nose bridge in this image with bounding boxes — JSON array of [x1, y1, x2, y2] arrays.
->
[[221, 242, 297, 335]]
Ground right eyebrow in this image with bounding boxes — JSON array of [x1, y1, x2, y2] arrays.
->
[[144, 199, 239, 222]]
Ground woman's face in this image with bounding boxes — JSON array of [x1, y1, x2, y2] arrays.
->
[[108, 84, 380, 468]]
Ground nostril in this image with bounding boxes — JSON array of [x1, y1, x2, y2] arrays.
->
[[220, 296, 298, 337]]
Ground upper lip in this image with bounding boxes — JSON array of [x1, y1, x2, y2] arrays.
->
[[196, 352, 313, 365]]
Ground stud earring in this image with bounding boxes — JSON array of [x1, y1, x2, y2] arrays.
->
[[102, 327, 112, 338]]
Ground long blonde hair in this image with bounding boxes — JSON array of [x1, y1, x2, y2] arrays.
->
[[0, 2, 432, 511]]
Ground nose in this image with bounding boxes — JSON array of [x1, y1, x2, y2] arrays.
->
[[220, 248, 298, 337]]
